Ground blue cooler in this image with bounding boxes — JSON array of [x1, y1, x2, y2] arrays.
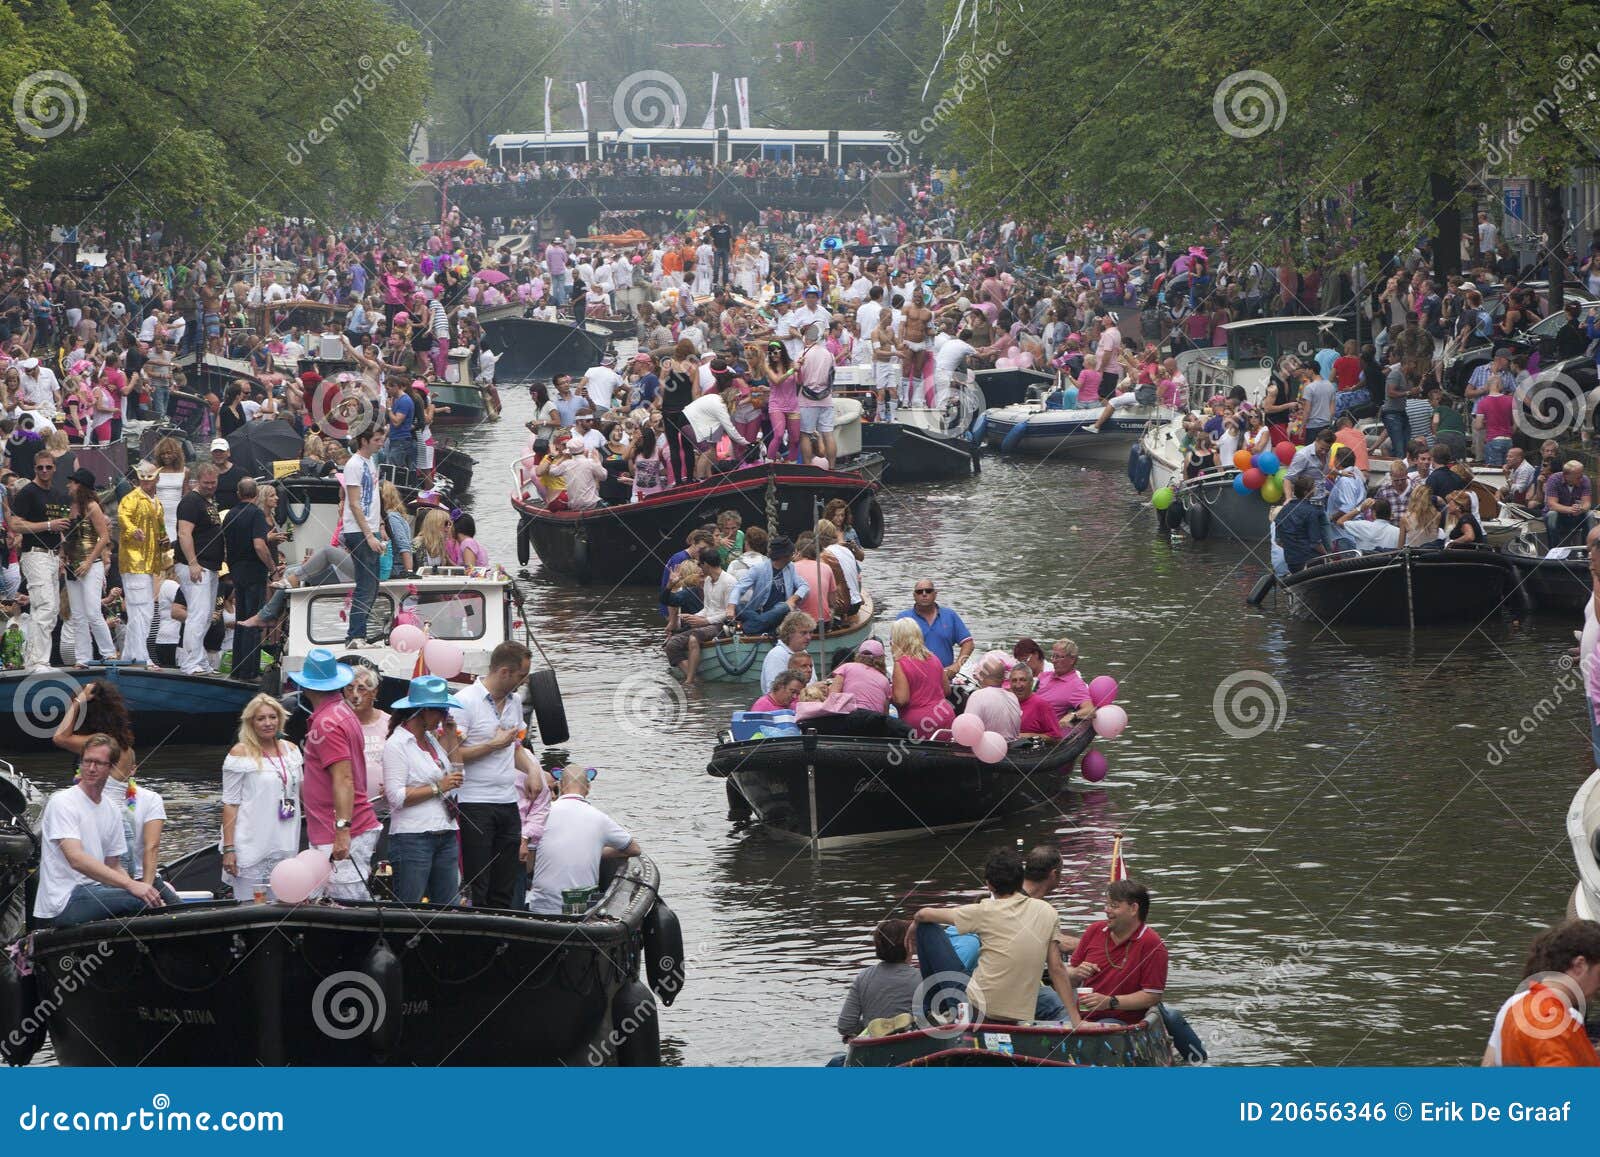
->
[[730, 711, 800, 741]]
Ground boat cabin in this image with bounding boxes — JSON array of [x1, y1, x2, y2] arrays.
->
[[1183, 315, 1345, 407]]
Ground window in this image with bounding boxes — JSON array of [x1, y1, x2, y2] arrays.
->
[[308, 593, 394, 645], [409, 591, 487, 641]]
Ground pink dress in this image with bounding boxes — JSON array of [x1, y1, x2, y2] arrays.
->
[[897, 654, 954, 738]]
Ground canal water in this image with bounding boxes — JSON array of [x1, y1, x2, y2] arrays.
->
[[17, 385, 1589, 1066]]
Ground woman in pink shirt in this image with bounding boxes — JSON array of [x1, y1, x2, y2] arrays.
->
[[828, 640, 892, 714], [1072, 354, 1103, 404], [890, 619, 954, 739]]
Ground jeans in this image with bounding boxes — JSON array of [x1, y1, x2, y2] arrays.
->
[[456, 801, 522, 909], [1485, 436, 1512, 466], [43, 880, 180, 928], [152, 385, 170, 421], [388, 829, 461, 905], [231, 576, 266, 680], [342, 532, 381, 643], [1547, 510, 1588, 548], [383, 437, 416, 471], [1157, 1003, 1209, 1063], [738, 601, 790, 637], [1380, 410, 1408, 457], [713, 249, 730, 285]]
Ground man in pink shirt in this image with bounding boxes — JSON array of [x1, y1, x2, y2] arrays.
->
[[1012, 664, 1064, 738], [794, 545, 837, 623], [297, 648, 380, 901], [1033, 638, 1096, 721], [1474, 375, 1516, 466], [1096, 317, 1124, 392]]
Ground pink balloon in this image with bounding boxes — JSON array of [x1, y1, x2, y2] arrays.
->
[[1015, 352, 1035, 368], [423, 638, 465, 679], [296, 848, 333, 887], [1092, 704, 1128, 739], [1080, 750, 1108, 782], [974, 731, 1008, 764], [393, 610, 421, 629], [951, 713, 985, 748], [269, 857, 317, 904], [995, 357, 1015, 370], [1088, 675, 1119, 707], [389, 624, 425, 654]]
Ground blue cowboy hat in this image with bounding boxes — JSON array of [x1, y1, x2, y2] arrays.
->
[[294, 647, 354, 691], [392, 675, 463, 711]]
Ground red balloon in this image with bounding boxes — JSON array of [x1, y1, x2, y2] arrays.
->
[[1274, 440, 1296, 464], [1241, 467, 1266, 491]]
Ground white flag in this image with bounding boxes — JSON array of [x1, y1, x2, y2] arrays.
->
[[543, 76, 553, 135], [672, 101, 683, 128], [575, 81, 589, 131], [702, 72, 719, 130], [734, 77, 750, 129], [721, 104, 729, 129]]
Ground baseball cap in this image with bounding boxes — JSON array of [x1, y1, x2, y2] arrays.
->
[[856, 639, 885, 657], [211, 438, 230, 452]]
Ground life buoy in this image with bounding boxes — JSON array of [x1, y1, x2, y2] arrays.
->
[[610, 978, 660, 1067], [362, 939, 403, 1056], [516, 514, 531, 567], [1127, 444, 1152, 493], [0, 961, 44, 1066], [526, 668, 569, 746], [999, 419, 1030, 454], [851, 495, 885, 549], [1185, 496, 1211, 541], [644, 901, 686, 1006]]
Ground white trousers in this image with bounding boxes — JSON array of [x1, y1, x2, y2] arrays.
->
[[121, 573, 155, 664], [19, 550, 59, 669], [64, 559, 114, 663], [177, 567, 218, 674]]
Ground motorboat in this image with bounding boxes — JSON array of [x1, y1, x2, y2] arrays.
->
[[481, 314, 609, 382], [833, 366, 982, 482], [985, 399, 1171, 461], [1274, 545, 1519, 628], [1504, 537, 1591, 613], [1567, 769, 1600, 922], [844, 1010, 1177, 1067], [965, 365, 1055, 410], [693, 597, 876, 684], [707, 724, 1096, 848]]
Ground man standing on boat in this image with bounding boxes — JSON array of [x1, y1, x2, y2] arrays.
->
[[452, 641, 537, 910], [342, 425, 386, 648], [896, 579, 972, 678], [175, 463, 225, 675], [118, 461, 168, 668], [297, 649, 381, 900]]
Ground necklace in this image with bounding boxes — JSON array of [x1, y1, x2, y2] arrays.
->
[[1101, 924, 1140, 970]]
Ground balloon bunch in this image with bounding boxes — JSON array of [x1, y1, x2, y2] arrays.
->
[[268, 848, 334, 904], [951, 713, 1008, 764], [1230, 439, 1296, 504], [1082, 676, 1126, 782], [389, 623, 466, 679]]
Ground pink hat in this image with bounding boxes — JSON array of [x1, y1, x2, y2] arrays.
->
[[857, 639, 884, 657], [393, 312, 410, 324]]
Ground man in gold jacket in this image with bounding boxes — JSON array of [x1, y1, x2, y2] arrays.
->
[[118, 462, 170, 667]]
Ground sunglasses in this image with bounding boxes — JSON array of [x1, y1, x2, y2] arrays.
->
[[914, 587, 935, 594]]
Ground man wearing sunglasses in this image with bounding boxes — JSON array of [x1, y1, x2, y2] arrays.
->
[[9, 450, 68, 670], [896, 580, 973, 679]]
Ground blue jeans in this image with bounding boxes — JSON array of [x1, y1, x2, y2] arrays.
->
[[1380, 410, 1408, 457], [342, 532, 381, 642], [1590, 710, 1600, 770], [551, 280, 569, 307], [44, 880, 179, 928], [152, 385, 170, 422], [383, 437, 416, 471], [1485, 437, 1512, 466], [738, 601, 790, 637], [388, 829, 460, 905], [1546, 510, 1588, 548]]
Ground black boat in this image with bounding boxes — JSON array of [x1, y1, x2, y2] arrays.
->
[[707, 724, 1096, 848], [861, 422, 980, 482], [432, 438, 477, 496], [844, 1011, 1176, 1067], [481, 316, 609, 382], [4, 837, 684, 1067], [514, 461, 885, 585], [1503, 546, 1591, 613], [1276, 546, 1520, 627], [0, 665, 261, 754], [969, 366, 1054, 410]]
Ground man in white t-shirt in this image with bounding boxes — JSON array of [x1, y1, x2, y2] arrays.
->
[[450, 641, 537, 909], [579, 363, 624, 414], [934, 330, 978, 401], [1477, 211, 1499, 256], [33, 734, 173, 927], [527, 768, 640, 914], [664, 546, 737, 686], [341, 424, 386, 648]]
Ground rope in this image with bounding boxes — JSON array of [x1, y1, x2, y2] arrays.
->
[[765, 473, 778, 538], [710, 632, 763, 678]]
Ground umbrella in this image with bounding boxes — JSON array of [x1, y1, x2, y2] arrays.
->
[[474, 269, 510, 285], [228, 418, 306, 479]]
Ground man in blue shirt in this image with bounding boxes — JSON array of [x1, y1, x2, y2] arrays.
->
[[383, 378, 416, 469], [1324, 445, 1366, 553], [727, 536, 810, 636], [1274, 475, 1330, 573], [896, 579, 973, 676]]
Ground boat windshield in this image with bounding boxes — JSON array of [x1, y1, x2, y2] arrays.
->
[[307, 590, 489, 645]]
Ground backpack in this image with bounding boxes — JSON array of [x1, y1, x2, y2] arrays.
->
[[796, 347, 835, 402]]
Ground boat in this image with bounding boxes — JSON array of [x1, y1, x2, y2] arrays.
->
[[481, 315, 609, 382], [514, 461, 885, 586], [431, 438, 477, 495], [426, 379, 492, 425], [984, 400, 1170, 461], [966, 365, 1055, 410], [843, 1010, 1177, 1067], [1275, 545, 1519, 628], [1504, 538, 1591, 613], [1566, 769, 1600, 922], [693, 596, 876, 684], [8, 831, 682, 1066], [707, 725, 1095, 848], [861, 419, 981, 481]]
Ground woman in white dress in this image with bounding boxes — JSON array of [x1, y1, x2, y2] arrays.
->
[[219, 694, 303, 901], [150, 436, 189, 545], [692, 238, 714, 297]]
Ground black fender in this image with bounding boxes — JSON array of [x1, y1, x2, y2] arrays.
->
[[1127, 443, 1152, 493], [0, 956, 44, 1066], [644, 900, 686, 1007], [1246, 572, 1277, 606], [851, 494, 886, 549], [610, 978, 661, 1067], [516, 514, 531, 567], [1185, 495, 1211, 541], [362, 938, 403, 1056], [526, 668, 569, 747]]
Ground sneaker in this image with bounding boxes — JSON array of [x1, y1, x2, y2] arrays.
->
[[343, 638, 365, 650]]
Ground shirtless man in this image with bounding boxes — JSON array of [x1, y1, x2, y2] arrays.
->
[[199, 279, 225, 356], [901, 287, 934, 406]]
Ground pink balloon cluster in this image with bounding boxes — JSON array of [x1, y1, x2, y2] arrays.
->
[[1081, 675, 1128, 780], [268, 849, 334, 904], [952, 712, 1009, 765]]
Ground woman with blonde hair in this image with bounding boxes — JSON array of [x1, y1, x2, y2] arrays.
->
[[151, 435, 189, 543], [890, 617, 954, 738], [344, 666, 391, 804], [1403, 491, 1443, 546], [219, 694, 303, 900], [415, 508, 451, 568], [379, 480, 414, 575]]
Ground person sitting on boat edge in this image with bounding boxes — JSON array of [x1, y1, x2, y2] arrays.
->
[[1070, 878, 1206, 1062], [527, 767, 640, 916], [758, 611, 817, 696], [1276, 475, 1331, 574], [665, 548, 736, 688], [896, 578, 972, 678], [1483, 919, 1600, 1067], [1027, 638, 1097, 724], [539, 438, 607, 512], [1496, 446, 1536, 507], [827, 639, 891, 714], [1545, 460, 1593, 548], [727, 534, 809, 639], [1325, 445, 1366, 553], [1340, 497, 1400, 553], [32, 733, 177, 929], [964, 651, 1022, 741], [828, 918, 920, 1062], [912, 847, 1080, 1028]]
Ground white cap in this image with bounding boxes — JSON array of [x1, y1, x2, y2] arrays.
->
[[210, 438, 230, 452]]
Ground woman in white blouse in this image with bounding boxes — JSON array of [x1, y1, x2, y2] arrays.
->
[[382, 676, 465, 905], [220, 694, 303, 900]]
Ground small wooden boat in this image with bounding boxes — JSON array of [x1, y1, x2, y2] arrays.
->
[[1277, 545, 1519, 628], [0, 664, 262, 753], [707, 725, 1095, 848], [427, 380, 491, 425], [694, 595, 876, 683], [844, 1010, 1176, 1067], [1567, 769, 1600, 922]]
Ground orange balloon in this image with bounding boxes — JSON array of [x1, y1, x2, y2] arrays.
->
[[1232, 450, 1253, 472]]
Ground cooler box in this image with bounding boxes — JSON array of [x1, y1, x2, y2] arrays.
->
[[731, 711, 799, 742]]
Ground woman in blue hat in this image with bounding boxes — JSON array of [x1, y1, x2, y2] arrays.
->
[[381, 675, 466, 905]]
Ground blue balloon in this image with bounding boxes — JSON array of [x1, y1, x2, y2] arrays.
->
[[1232, 474, 1251, 495], [1258, 451, 1281, 474]]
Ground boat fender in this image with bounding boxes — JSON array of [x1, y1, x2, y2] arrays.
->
[[611, 978, 661, 1067], [572, 534, 592, 584], [851, 495, 886, 550], [725, 777, 754, 819], [1246, 572, 1277, 606], [360, 939, 403, 1057], [644, 901, 687, 1006], [282, 492, 313, 526], [1127, 444, 1152, 493], [0, 960, 44, 1067], [516, 514, 531, 567], [967, 413, 988, 445], [999, 419, 1030, 454], [526, 668, 570, 746], [969, 438, 982, 474], [1185, 496, 1211, 541]]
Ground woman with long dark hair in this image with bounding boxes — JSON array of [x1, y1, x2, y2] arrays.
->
[[660, 337, 699, 484], [53, 680, 137, 777]]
